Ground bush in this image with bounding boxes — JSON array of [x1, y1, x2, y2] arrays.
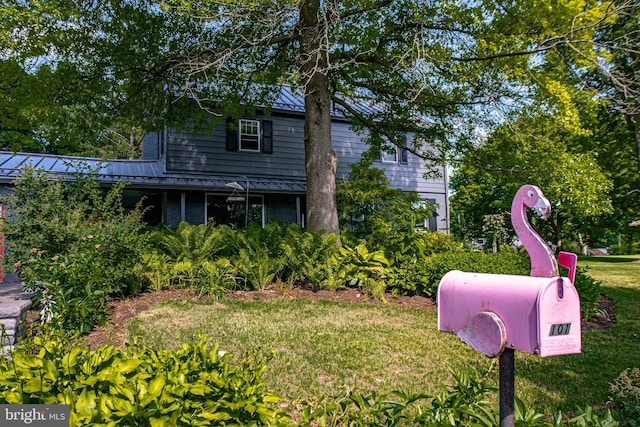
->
[[1, 336, 289, 426], [573, 266, 604, 320], [2, 166, 149, 334], [394, 250, 531, 298], [609, 244, 640, 255]]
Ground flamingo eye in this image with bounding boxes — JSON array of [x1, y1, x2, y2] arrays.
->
[[527, 190, 534, 198]]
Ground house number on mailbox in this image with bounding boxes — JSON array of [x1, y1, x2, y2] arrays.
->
[[549, 323, 572, 336]]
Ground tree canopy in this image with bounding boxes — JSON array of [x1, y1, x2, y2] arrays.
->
[[450, 107, 621, 252], [0, 0, 625, 233]]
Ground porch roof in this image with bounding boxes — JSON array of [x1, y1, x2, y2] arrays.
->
[[0, 151, 307, 193]]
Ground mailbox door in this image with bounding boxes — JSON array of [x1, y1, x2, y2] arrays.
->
[[537, 278, 582, 357]]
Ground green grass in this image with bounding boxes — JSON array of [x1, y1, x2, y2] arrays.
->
[[125, 255, 640, 413]]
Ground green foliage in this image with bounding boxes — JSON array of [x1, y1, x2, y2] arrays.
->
[[139, 218, 541, 300], [573, 266, 604, 320], [407, 250, 531, 298], [280, 224, 341, 287], [152, 222, 231, 264], [299, 364, 620, 426], [141, 222, 237, 294], [337, 159, 432, 251], [198, 259, 238, 301], [0, 335, 289, 426], [24, 251, 109, 334], [608, 368, 640, 427], [450, 110, 615, 250], [234, 241, 285, 291], [2, 166, 149, 334], [609, 244, 640, 255]]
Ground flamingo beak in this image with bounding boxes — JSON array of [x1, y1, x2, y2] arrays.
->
[[533, 197, 551, 220]]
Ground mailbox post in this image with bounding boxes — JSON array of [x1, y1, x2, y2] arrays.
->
[[436, 185, 581, 427], [500, 349, 515, 427]]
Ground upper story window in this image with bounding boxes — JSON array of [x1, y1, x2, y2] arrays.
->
[[226, 118, 273, 154], [381, 147, 398, 163], [239, 119, 260, 151], [381, 144, 408, 164]]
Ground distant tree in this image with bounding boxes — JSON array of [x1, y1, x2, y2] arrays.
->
[[593, 1, 640, 170], [451, 111, 613, 252]]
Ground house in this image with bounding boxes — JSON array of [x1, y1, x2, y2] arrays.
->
[[0, 87, 450, 232]]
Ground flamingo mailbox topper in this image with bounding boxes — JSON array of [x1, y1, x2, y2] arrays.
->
[[438, 185, 581, 358]]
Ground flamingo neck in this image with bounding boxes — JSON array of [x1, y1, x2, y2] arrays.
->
[[512, 198, 558, 278]]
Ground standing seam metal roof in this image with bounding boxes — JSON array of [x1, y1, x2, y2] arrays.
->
[[0, 152, 307, 193]]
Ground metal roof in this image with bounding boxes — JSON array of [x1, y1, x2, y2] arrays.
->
[[0, 152, 307, 193], [271, 85, 380, 117]]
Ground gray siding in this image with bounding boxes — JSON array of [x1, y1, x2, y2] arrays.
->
[[141, 133, 160, 160], [332, 122, 446, 194], [164, 114, 449, 231], [166, 115, 306, 178]]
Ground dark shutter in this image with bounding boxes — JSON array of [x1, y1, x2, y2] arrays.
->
[[400, 148, 408, 164], [400, 134, 409, 164], [226, 117, 238, 152], [261, 120, 273, 154]]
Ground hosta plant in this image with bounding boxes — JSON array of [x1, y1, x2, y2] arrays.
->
[[0, 335, 289, 426]]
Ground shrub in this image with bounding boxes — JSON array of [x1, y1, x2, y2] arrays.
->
[[151, 221, 232, 264], [280, 227, 341, 288], [573, 267, 604, 320], [337, 158, 433, 251], [2, 166, 149, 334], [392, 250, 531, 298], [609, 243, 640, 255], [23, 251, 109, 334], [198, 258, 238, 300], [1, 336, 289, 426]]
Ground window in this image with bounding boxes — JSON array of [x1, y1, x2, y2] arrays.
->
[[381, 146, 398, 163], [226, 118, 273, 154], [414, 199, 438, 232], [206, 194, 264, 228], [381, 145, 408, 164], [239, 119, 260, 151]]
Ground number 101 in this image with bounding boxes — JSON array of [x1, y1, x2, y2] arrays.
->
[[549, 323, 572, 336]]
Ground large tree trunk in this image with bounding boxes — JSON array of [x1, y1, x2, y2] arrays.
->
[[299, 0, 340, 235]]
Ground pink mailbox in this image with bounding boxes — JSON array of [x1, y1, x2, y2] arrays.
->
[[438, 270, 581, 358]]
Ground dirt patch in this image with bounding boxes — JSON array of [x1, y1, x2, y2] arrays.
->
[[582, 294, 617, 331], [28, 285, 613, 349]]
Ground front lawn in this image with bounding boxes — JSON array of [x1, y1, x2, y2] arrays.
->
[[123, 255, 640, 414]]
